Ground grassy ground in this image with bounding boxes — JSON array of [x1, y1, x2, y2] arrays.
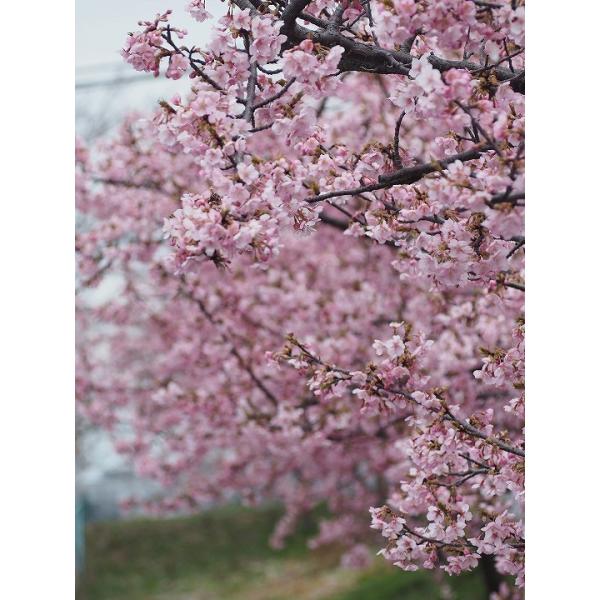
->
[[77, 505, 485, 600]]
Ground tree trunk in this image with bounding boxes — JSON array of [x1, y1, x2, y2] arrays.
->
[[480, 554, 502, 596]]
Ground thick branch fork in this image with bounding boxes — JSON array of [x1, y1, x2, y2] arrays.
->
[[231, 0, 524, 93]]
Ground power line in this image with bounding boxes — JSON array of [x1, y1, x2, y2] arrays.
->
[[76, 74, 155, 90], [76, 61, 127, 73]]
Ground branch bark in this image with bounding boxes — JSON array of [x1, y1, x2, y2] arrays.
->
[[229, 0, 524, 93], [306, 145, 492, 204]]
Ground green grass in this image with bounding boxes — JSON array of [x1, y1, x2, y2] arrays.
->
[[77, 505, 485, 600]]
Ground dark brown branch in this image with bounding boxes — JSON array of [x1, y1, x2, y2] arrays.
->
[[287, 338, 524, 457], [243, 61, 258, 123], [488, 191, 525, 206], [194, 295, 279, 407], [379, 144, 493, 185], [281, 0, 313, 36], [502, 281, 525, 292], [229, 0, 524, 92], [392, 111, 406, 168], [443, 408, 525, 457], [305, 145, 492, 203], [252, 77, 297, 110]]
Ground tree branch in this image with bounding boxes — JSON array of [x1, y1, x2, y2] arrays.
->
[[305, 145, 492, 204]]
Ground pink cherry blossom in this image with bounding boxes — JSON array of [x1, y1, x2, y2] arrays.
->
[[165, 53, 190, 80], [78, 1, 525, 594], [187, 0, 211, 23]]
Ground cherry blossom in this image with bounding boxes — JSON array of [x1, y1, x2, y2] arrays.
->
[[77, 1, 525, 596]]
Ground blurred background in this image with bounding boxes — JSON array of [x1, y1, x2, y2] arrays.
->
[[75, 2, 225, 594], [75, 0, 214, 524], [75, 2, 484, 598]]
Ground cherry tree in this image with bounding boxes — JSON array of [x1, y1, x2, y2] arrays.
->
[[76, 0, 524, 596]]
